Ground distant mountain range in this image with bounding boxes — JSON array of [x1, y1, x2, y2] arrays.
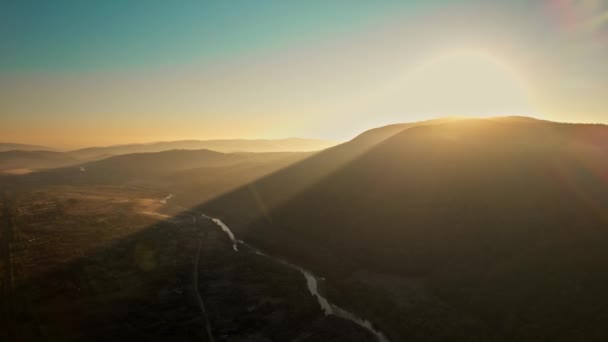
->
[[68, 138, 337, 160], [0, 138, 336, 173]]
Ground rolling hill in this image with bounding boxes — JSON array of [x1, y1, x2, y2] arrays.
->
[[0, 138, 335, 175], [4, 149, 313, 205], [0, 143, 54, 152], [198, 116, 608, 341], [69, 138, 337, 160], [0, 150, 79, 174]]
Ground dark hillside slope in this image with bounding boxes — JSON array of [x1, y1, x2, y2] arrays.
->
[[199, 117, 608, 341], [250, 118, 608, 266], [199, 118, 456, 226], [2, 149, 312, 206], [15, 149, 237, 185]]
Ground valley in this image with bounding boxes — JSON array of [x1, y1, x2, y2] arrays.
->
[[5, 2, 608, 340], [1, 117, 608, 341], [0, 185, 384, 341]]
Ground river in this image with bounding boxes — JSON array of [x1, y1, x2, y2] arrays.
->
[[202, 214, 390, 342], [160, 194, 174, 204], [160, 194, 388, 341]]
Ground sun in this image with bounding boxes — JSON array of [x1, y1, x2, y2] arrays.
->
[[398, 51, 538, 118]]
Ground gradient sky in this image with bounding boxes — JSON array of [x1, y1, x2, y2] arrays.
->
[[1, 0, 607, 148]]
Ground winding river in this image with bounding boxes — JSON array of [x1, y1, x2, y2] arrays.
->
[[159, 195, 388, 341], [160, 194, 175, 204], [202, 214, 390, 342]]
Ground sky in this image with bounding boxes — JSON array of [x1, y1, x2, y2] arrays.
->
[[1, 0, 607, 148]]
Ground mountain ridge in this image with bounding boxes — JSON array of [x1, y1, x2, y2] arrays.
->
[[195, 116, 608, 341], [69, 137, 337, 160]]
